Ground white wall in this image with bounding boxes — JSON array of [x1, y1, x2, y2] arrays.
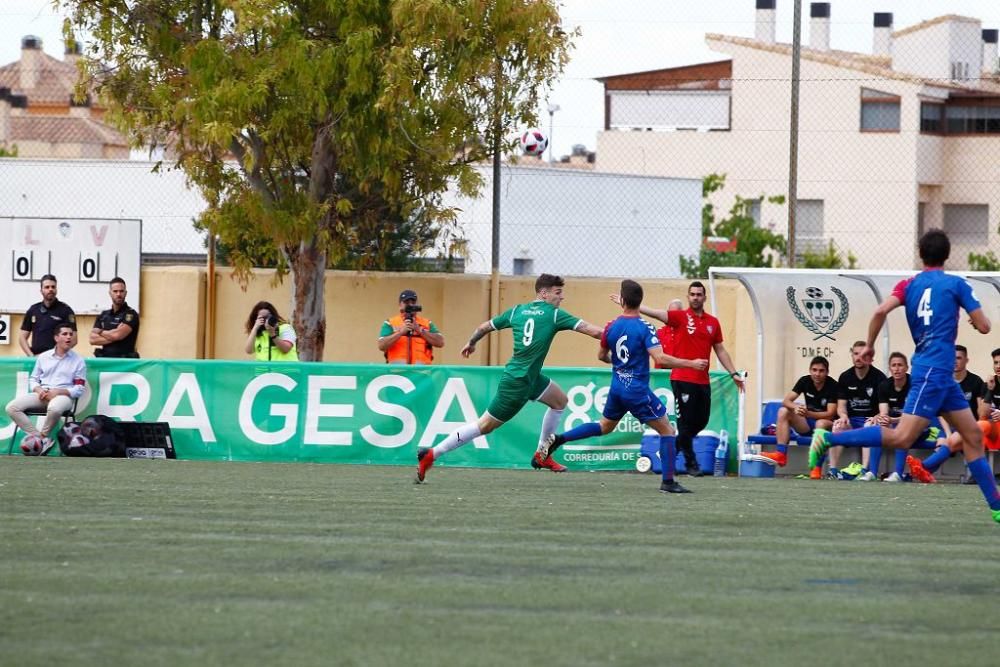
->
[[894, 18, 982, 81], [594, 39, 997, 270], [609, 90, 730, 130], [442, 164, 703, 278]]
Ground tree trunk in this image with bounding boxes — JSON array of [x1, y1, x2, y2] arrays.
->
[[290, 120, 336, 361], [289, 240, 327, 361]]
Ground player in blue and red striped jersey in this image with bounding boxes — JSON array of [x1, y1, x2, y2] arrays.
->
[[810, 229, 1000, 523], [539, 280, 708, 494]]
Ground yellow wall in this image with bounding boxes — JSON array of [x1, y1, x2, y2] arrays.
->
[[0, 266, 750, 418], [209, 269, 743, 369], [3, 268, 742, 364], [0, 267, 205, 360]]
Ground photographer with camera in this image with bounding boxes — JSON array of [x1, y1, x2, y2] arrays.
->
[[244, 301, 298, 361], [378, 289, 444, 365]]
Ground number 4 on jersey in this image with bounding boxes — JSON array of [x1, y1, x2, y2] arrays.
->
[[917, 287, 933, 325]]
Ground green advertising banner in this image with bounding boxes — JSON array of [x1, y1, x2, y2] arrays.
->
[[0, 359, 739, 471]]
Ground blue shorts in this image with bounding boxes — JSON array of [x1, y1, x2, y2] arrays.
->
[[793, 417, 817, 436], [846, 416, 869, 430], [603, 387, 667, 424], [904, 365, 969, 421]]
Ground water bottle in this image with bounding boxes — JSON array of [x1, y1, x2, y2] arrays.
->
[[713, 430, 729, 477]]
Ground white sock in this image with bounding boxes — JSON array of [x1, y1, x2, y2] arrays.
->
[[432, 423, 482, 458], [538, 408, 565, 449]]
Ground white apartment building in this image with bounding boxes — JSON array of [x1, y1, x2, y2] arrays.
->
[[594, 1, 1000, 270]]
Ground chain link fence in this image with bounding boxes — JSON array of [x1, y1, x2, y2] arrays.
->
[[3, 3, 1000, 278], [0, 158, 208, 261], [481, 2, 1000, 278]]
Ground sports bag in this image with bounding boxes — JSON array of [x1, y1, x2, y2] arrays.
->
[[57, 415, 126, 457]]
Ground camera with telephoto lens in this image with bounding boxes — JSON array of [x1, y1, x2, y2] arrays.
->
[[266, 314, 279, 329], [403, 303, 422, 320], [403, 303, 422, 335]]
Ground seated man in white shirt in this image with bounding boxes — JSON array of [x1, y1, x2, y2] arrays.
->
[[5, 324, 87, 456]]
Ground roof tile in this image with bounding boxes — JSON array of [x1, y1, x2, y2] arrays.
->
[[0, 51, 88, 104], [9, 115, 127, 146]]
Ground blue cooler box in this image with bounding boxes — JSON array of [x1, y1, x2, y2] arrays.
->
[[637, 431, 719, 474], [739, 458, 776, 478], [692, 431, 720, 473]]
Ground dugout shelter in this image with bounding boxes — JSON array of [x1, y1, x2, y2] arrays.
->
[[708, 267, 1000, 468]]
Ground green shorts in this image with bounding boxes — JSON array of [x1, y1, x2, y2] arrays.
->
[[486, 373, 553, 423]]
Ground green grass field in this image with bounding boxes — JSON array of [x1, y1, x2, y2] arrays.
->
[[1, 459, 998, 667]]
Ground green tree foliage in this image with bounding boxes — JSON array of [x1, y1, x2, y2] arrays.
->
[[61, 0, 571, 359], [968, 250, 1000, 271], [799, 239, 858, 269], [968, 220, 1000, 271], [680, 174, 787, 278]]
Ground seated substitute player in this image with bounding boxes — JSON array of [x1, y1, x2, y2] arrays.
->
[[908, 345, 994, 482], [955, 345, 987, 419], [415, 274, 603, 483], [759, 355, 837, 468], [539, 280, 708, 494], [874, 352, 941, 483], [812, 341, 885, 479], [978, 348, 1000, 452], [810, 229, 1000, 523]]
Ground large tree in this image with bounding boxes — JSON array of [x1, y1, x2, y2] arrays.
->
[[61, 0, 571, 359]]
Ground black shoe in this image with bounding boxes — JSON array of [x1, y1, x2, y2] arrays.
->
[[962, 475, 978, 485], [660, 480, 693, 494], [690, 466, 706, 478]]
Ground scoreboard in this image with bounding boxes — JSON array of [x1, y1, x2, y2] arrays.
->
[[1, 217, 141, 318]]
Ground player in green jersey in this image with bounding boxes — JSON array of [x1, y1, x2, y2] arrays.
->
[[416, 273, 603, 483]]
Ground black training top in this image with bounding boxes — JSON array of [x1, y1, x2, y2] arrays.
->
[[877, 375, 910, 418], [837, 366, 887, 418], [94, 302, 140, 357], [959, 372, 986, 415], [984, 377, 1000, 411], [790, 375, 839, 414], [20, 299, 76, 355]]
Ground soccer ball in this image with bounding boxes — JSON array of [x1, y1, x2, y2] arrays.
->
[[20, 434, 43, 456], [519, 128, 548, 156]]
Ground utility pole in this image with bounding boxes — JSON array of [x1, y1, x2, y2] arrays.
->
[[547, 103, 560, 164], [787, 0, 802, 268]]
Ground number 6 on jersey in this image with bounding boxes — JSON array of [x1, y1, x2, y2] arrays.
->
[[615, 334, 629, 363]]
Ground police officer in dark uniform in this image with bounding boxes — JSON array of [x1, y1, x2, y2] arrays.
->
[[89, 277, 140, 358], [19, 274, 76, 356]]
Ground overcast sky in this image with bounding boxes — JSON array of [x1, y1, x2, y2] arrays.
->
[[4, 0, 1000, 157]]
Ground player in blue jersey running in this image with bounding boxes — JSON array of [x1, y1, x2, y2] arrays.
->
[[809, 229, 1000, 523], [538, 280, 709, 494]]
